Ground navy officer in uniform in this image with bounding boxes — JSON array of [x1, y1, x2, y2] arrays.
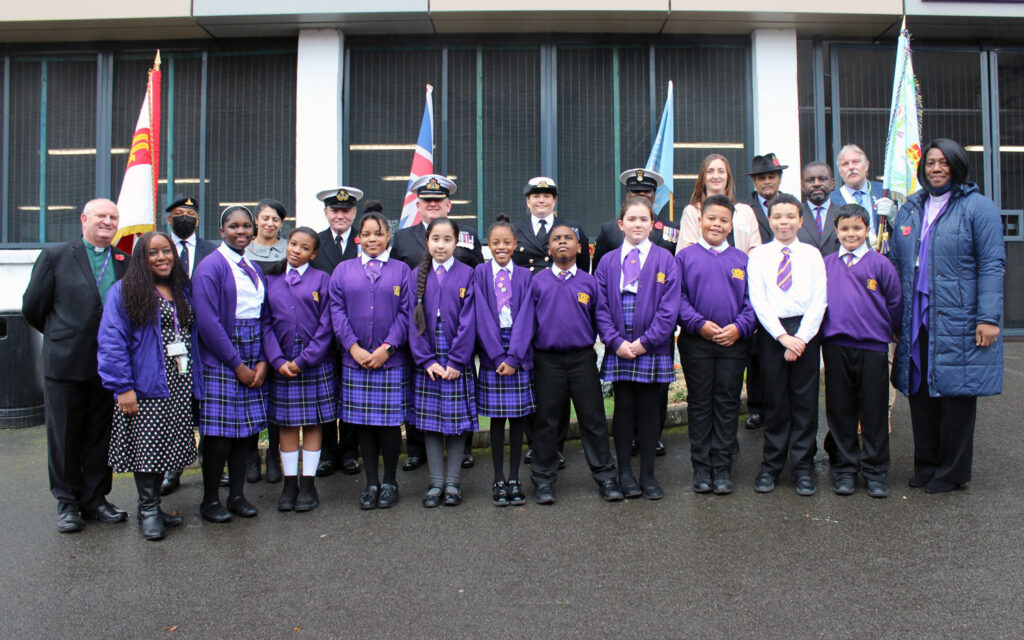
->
[[392, 174, 483, 470], [592, 168, 679, 270], [511, 177, 590, 275]]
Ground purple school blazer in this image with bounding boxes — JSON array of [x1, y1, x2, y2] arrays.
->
[[407, 260, 476, 371], [262, 267, 335, 371], [472, 262, 535, 370], [329, 257, 412, 369], [594, 243, 680, 355]]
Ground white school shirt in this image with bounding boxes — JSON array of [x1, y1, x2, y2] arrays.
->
[[619, 237, 652, 293], [837, 241, 869, 267], [286, 262, 310, 278], [491, 259, 514, 328], [217, 243, 264, 319], [360, 248, 391, 265], [531, 213, 555, 237], [552, 264, 578, 279], [171, 231, 197, 275], [697, 237, 729, 252], [746, 239, 827, 344]]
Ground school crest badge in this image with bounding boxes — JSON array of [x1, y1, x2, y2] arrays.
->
[[866, 278, 878, 291], [312, 291, 320, 302], [731, 269, 745, 280], [656, 272, 666, 284], [577, 292, 590, 305], [459, 287, 467, 298], [393, 285, 402, 296]]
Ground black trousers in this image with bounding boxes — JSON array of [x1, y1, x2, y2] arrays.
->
[[822, 343, 890, 481], [745, 327, 764, 416], [44, 376, 113, 511], [678, 333, 750, 472], [758, 317, 821, 478], [321, 420, 360, 463], [531, 348, 616, 487], [907, 327, 977, 485]]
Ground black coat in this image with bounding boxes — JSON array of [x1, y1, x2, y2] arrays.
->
[[391, 222, 485, 270], [310, 229, 359, 275], [22, 239, 129, 381], [591, 214, 679, 271], [511, 217, 590, 275], [747, 192, 773, 245]]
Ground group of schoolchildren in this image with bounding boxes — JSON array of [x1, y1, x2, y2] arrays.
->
[[100, 169, 903, 541]]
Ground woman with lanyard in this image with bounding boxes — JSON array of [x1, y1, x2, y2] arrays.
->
[[97, 231, 200, 540], [889, 138, 1005, 494]]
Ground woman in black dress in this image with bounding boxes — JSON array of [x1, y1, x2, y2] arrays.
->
[[98, 231, 200, 540]]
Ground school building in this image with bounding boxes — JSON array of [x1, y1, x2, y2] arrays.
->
[[0, 0, 1022, 330]]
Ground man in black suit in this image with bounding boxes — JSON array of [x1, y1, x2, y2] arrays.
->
[[161, 194, 220, 495], [512, 177, 590, 275], [592, 168, 679, 270], [798, 162, 839, 256], [743, 153, 789, 429], [308, 186, 364, 477], [22, 198, 130, 533]]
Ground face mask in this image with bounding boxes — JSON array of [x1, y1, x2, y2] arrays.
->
[[171, 215, 198, 238], [923, 182, 953, 197]]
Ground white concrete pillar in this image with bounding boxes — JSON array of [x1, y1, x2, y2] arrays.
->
[[295, 29, 344, 231], [750, 29, 802, 198]]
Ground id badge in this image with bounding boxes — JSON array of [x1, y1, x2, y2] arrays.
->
[[166, 341, 187, 357]]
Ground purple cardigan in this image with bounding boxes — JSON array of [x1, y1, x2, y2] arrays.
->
[[330, 257, 412, 369], [192, 249, 270, 369], [407, 260, 476, 370], [97, 281, 204, 400], [594, 244, 680, 354], [262, 267, 335, 371], [472, 262, 535, 370]]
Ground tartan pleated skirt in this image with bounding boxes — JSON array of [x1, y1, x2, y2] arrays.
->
[[199, 318, 268, 437], [477, 327, 535, 418], [413, 319, 477, 435], [340, 362, 408, 427], [267, 337, 337, 427], [600, 291, 675, 384]]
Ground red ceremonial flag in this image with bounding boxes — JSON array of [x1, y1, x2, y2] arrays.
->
[[114, 51, 162, 253]]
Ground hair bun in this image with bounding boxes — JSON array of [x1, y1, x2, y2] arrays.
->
[[363, 200, 384, 214], [494, 213, 510, 224]]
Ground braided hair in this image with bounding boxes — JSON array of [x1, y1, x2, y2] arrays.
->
[[413, 217, 459, 336]]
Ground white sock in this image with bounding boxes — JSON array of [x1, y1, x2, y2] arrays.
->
[[281, 450, 299, 476], [301, 449, 321, 477]]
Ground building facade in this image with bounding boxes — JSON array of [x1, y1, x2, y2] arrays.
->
[[1, 0, 1022, 328]]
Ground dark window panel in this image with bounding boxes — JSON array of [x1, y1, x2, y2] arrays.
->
[[6, 60, 41, 243]]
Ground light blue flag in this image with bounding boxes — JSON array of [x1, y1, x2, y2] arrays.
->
[[882, 18, 922, 202], [646, 81, 674, 215]]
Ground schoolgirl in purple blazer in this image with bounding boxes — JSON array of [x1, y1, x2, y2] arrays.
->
[[261, 227, 336, 513], [330, 212, 412, 510], [473, 214, 536, 507], [192, 205, 270, 523], [595, 197, 680, 501], [408, 217, 477, 508]]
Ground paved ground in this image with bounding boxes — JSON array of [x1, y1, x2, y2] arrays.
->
[[2, 345, 1024, 639]]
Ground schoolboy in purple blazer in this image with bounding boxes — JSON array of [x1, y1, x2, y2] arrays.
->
[[676, 195, 757, 495], [529, 221, 622, 504], [821, 203, 902, 499]]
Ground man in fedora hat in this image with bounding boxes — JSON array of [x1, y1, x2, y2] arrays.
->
[[746, 153, 789, 246]]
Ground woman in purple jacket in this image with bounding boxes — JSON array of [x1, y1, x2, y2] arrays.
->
[[595, 198, 681, 500], [192, 206, 271, 523], [330, 212, 412, 510], [408, 217, 477, 508], [262, 227, 336, 513], [98, 231, 199, 541]]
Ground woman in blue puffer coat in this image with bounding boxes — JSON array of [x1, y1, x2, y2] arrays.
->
[[888, 138, 1005, 494]]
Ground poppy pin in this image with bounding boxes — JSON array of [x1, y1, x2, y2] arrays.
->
[[901, 225, 911, 236], [114, 253, 125, 262], [654, 221, 664, 230]]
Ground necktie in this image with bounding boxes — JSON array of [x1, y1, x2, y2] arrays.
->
[[495, 268, 512, 310], [238, 258, 260, 289], [286, 269, 301, 286], [777, 247, 792, 292], [179, 241, 190, 277], [557, 270, 570, 281], [536, 219, 548, 243], [435, 264, 446, 285], [336, 233, 344, 254], [814, 206, 824, 238], [853, 190, 866, 209], [843, 253, 855, 268], [709, 246, 722, 256], [622, 247, 641, 286], [365, 258, 381, 283]]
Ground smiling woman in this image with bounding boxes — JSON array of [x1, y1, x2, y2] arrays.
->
[[244, 199, 289, 272]]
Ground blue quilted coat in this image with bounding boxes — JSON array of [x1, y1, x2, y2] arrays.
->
[[888, 182, 1005, 397]]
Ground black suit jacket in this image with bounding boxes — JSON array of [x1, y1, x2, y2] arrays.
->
[[511, 216, 590, 275], [391, 223, 485, 270], [797, 202, 839, 256], [591, 214, 679, 271], [747, 193, 773, 245], [22, 239, 129, 381], [310, 229, 359, 275], [194, 237, 218, 266]]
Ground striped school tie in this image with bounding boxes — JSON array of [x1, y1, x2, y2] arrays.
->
[[777, 247, 792, 292], [557, 270, 570, 281], [238, 258, 261, 289], [843, 253, 855, 268], [622, 248, 641, 285], [814, 206, 824, 237]]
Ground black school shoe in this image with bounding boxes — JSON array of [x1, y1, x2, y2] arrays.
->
[[378, 483, 399, 509], [507, 480, 527, 506], [422, 485, 443, 508], [712, 469, 733, 495], [360, 485, 379, 510], [492, 481, 509, 506], [443, 484, 463, 506]]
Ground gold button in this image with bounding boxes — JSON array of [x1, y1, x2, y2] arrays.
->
[[529, 259, 534, 264]]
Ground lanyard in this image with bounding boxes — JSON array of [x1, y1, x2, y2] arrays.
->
[[94, 250, 112, 286], [155, 288, 182, 339]]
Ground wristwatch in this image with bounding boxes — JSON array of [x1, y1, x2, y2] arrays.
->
[[383, 343, 396, 355]]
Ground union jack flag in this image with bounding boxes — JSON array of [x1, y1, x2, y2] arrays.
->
[[399, 85, 434, 229]]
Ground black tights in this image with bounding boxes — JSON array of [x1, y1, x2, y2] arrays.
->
[[489, 416, 529, 483], [357, 425, 402, 487], [202, 435, 249, 505], [612, 382, 662, 484]]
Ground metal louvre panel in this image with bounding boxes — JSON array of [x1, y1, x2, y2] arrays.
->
[[347, 48, 442, 225], [446, 49, 479, 230], [6, 60, 40, 243], [616, 46, 651, 201], [998, 52, 1024, 330], [556, 47, 616, 234], [797, 40, 817, 167], [163, 57, 205, 236], [655, 44, 749, 212], [205, 52, 297, 233]]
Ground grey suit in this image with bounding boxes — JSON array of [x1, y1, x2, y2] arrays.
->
[[798, 201, 839, 256]]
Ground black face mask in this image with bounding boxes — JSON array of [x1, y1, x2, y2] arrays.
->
[[170, 215, 198, 238]]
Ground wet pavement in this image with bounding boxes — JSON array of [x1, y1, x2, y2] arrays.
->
[[2, 344, 1024, 639]]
